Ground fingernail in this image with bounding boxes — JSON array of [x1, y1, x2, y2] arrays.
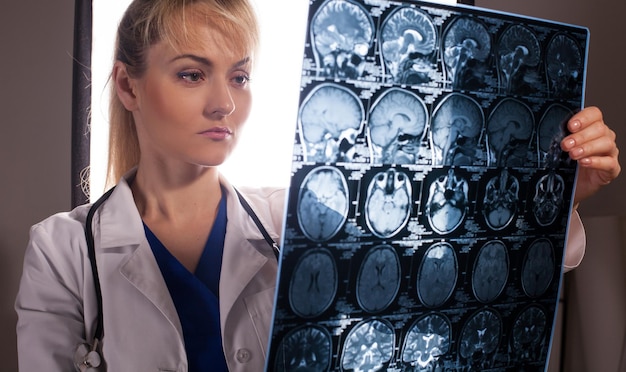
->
[[564, 139, 576, 149], [570, 120, 581, 131], [580, 157, 591, 165], [572, 147, 584, 157]]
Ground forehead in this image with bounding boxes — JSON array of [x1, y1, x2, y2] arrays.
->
[[159, 6, 253, 61]]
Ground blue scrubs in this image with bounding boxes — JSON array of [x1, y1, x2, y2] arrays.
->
[[144, 194, 229, 372]]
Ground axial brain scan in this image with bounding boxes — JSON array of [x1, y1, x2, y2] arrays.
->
[[289, 248, 338, 318], [297, 166, 349, 242], [417, 242, 458, 308], [356, 245, 401, 313], [426, 168, 469, 234], [482, 169, 520, 230], [364, 168, 412, 238], [341, 319, 395, 372]]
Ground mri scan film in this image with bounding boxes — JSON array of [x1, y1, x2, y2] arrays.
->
[[269, 1, 587, 371]]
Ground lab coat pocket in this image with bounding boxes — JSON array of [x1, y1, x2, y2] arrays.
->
[[244, 286, 276, 354]]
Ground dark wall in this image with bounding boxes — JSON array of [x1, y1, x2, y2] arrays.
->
[[0, 1, 74, 370]]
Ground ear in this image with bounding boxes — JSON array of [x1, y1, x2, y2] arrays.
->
[[113, 61, 139, 111]]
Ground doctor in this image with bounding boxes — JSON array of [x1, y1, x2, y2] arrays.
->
[[15, 0, 620, 371]]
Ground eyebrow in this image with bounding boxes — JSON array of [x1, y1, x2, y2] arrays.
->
[[170, 54, 251, 69]]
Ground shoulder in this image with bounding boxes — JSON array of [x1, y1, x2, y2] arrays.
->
[[29, 204, 91, 250], [233, 186, 287, 235]]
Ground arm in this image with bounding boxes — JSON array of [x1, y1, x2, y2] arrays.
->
[[15, 218, 91, 371], [560, 106, 621, 270]]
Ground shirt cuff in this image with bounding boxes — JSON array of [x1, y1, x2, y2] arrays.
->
[[563, 210, 586, 272]]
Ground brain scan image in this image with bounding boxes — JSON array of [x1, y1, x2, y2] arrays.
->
[[497, 24, 541, 94], [299, 83, 365, 163], [532, 172, 564, 227], [459, 309, 502, 361], [297, 166, 349, 242], [273, 325, 332, 372], [364, 168, 412, 238], [443, 17, 491, 90], [356, 245, 401, 313], [511, 305, 547, 361], [537, 104, 573, 168], [425, 168, 469, 235], [521, 238, 555, 297], [311, 0, 374, 79], [289, 248, 338, 318], [430, 93, 484, 166], [417, 242, 458, 308], [486, 98, 534, 167], [380, 6, 437, 84], [472, 240, 509, 303], [401, 314, 451, 369], [546, 33, 583, 97], [341, 319, 395, 372], [369, 88, 428, 165], [482, 169, 520, 231]]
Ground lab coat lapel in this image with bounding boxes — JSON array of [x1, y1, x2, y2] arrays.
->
[[219, 182, 269, 323], [97, 176, 184, 341]]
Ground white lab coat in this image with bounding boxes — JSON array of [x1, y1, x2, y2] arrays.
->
[[15, 171, 587, 371], [15, 171, 285, 371]]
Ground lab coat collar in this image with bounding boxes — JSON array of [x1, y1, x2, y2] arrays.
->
[[93, 169, 277, 342]]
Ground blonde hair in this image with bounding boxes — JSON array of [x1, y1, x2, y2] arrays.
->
[[105, 0, 259, 188]]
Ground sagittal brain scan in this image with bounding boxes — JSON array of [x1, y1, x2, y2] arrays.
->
[[269, 0, 586, 370], [497, 24, 541, 94], [341, 319, 395, 372], [364, 168, 412, 238], [486, 98, 534, 167], [430, 93, 484, 166], [311, 0, 374, 80], [443, 16, 491, 90], [546, 33, 583, 97], [299, 83, 365, 163], [380, 6, 437, 85], [356, 245, 401, 313], [368, 88, 428, 164], [538, 103, 573, 168]]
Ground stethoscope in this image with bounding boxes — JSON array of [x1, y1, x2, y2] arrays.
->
[[74, 186, 279, 371]]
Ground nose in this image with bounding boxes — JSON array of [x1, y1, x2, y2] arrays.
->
[[206, 79, 235, 119]]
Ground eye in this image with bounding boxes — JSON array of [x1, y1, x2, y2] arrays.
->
[[177, 70, 204, 83], [232, 73, 251, 87]]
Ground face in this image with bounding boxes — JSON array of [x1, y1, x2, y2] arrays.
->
[[127, 19, 253, 170]]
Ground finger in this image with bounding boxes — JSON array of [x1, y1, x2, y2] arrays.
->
[[578, 155, 621, 183], [567, 106, 602, 133], [566, 133, 618, 161], [562, 120, 615, 151]]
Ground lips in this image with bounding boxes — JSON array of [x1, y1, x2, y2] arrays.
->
[[199, 126, 233, 140]]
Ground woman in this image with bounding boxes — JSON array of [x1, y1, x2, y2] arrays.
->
[[15, 0, 620, 371]]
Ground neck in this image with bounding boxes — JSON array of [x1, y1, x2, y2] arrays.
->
[[130, 163, 223, 224]]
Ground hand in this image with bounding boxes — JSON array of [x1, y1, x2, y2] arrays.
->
[[561, 106, 621, 207]]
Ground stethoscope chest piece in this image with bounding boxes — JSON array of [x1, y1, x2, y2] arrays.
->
[[74, 342, 102, 371]]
